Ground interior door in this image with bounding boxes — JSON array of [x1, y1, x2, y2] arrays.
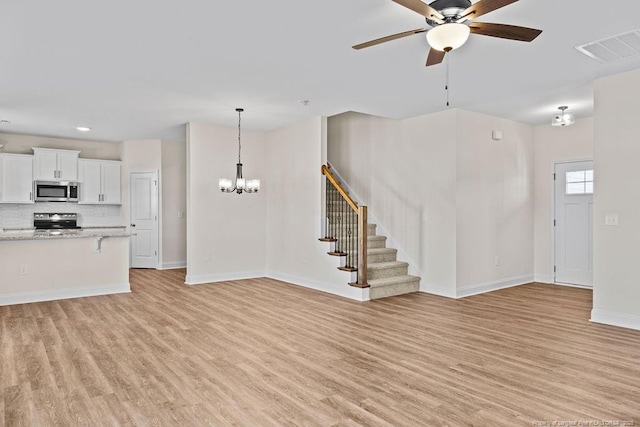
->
[[130, 171, 159, 269], [554, 161, 593, 287]]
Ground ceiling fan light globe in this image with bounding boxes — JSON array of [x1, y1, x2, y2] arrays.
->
[[426, 23, 470, 52]]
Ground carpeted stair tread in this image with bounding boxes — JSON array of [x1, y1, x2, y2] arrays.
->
[[367, 261, 408, 270], [368, 275, 421, 288], [367, 248, 397, 255]]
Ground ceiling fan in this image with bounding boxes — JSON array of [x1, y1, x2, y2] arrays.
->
[[353, 0, 542, 66]]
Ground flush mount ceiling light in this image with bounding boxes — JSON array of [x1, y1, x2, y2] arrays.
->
[[218, 108, 260, 194], [426, 23, 470, 52], [76, 126, 92, 132], [551, 106, 575, 127]]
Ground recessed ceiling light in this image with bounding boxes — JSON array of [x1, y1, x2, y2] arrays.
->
[[76, 126, 92, 132]]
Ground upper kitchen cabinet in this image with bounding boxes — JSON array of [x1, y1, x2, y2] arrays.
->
[[0, 154, 34, 203], [33, 148, 80, 181], [78, 159, 121, 205]]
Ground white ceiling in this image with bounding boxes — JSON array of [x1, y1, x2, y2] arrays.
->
[[1, 0, 640, 142]]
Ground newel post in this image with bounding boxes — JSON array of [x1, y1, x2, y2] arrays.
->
[[358, 205, 368, 287]]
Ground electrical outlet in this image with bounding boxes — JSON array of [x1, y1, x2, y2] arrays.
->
[[19, 264, 28, 275], [495, 256, 500, 266], [204, 252, 211, 262], [178, 211, 185, 219]]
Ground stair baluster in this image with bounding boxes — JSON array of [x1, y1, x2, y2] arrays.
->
[[321, 164, 368, 288]]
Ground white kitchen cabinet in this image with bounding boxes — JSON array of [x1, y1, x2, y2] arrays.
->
[[0, 154, 34, 203], [78, 159, 121, 205], [33, 148, 80, 181]]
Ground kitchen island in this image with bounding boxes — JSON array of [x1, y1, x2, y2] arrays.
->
[[0, 228, 131, 306]]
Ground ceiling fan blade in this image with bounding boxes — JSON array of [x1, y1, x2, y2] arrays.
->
[[469, 22, 542, 42], [392, 0, 444, 21], [426, 48, 446, 66], [460, 0, 518, 20], [353, 28, 427, 50]]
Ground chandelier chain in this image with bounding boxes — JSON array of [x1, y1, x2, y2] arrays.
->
[[237, 109, 242, 164]]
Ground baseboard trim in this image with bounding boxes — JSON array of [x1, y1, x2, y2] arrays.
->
[[590, 309, 640, 331], [185, 271, 266, 285], [0, 283, 131, 306], [420, 284, 457, 299], [534, 274, 553, 284], [456, 275, 534, 298], [267, 271, 369, 302], [552, 282, 593, 290], [159, 261, 186, 270]]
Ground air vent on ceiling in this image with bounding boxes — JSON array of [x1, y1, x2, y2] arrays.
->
[[576, 29, 640, 63]]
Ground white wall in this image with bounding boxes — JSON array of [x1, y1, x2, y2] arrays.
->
[[328, 109, 535, 298], [266, 117, 367, 300], [532, 118, 594, 283], [328, 111, 457, 296], [592, 68, 640, 330], [456, 110, 534, 296], [0, 132, 121, 159], [161, 140, 187, 268], [398, 111, 457, 296], [186, 122, 267, 284]]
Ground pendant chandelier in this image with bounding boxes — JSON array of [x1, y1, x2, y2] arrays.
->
[[218, 108, 260, 194]]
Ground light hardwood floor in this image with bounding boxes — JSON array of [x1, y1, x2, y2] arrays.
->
[[1, 270, 640, 426]]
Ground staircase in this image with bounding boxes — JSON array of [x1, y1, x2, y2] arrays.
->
[[321, 164, 420, 300], [362, 223, 421, 299]]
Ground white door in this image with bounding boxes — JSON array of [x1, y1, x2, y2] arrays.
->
[[130, 172, 159, 269], [554, 161, 593, 287]]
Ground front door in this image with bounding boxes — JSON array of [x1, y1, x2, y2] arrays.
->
[[554, 161, 593, 287], [130, 171, 159, 269]]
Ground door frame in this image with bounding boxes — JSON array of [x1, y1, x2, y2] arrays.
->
[[129, 170, 161, 269], [551, 158, 593, 288]]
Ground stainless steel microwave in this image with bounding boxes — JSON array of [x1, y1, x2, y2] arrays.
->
[[34, 181, 80, 202]]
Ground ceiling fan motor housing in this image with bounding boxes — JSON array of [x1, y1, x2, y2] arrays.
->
[[426, 0, 472, 26]]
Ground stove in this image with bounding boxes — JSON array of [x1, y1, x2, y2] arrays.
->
[[34, 213, 81, 231]]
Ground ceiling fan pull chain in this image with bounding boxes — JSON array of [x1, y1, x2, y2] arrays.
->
[[446, 53, 450, 107]]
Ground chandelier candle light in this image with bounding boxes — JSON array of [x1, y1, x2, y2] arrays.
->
[[219, 108, 260, 194]]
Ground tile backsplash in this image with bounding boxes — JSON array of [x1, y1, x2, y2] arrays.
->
[[0, 203, 122, 229]]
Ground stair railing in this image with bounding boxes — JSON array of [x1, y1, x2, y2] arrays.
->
[[321, 164, 368, 288]]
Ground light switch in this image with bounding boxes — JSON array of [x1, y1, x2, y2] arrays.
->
[[605, 214, 619, 226]]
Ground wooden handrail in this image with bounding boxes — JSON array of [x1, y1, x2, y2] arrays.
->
[[321, 163, 368, 288], [321, 164, 358, 213]]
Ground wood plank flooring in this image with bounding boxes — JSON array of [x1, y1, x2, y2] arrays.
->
[[1, 270, 640, 426]]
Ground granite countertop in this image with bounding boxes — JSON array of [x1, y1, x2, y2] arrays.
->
[[0, 227, 130, 241]]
